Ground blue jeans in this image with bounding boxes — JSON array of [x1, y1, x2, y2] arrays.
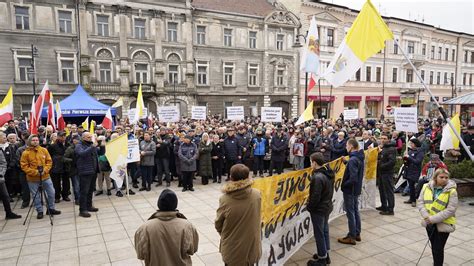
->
[[310, 212, 330, 258], [28, 178, 55, 213], [343, 193, 361, 238], [71, 175, 80, 202]]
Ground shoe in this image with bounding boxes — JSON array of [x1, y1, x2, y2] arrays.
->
[[116, 191, 123, 197], [88, 207, 99, 212], [166, 182, 171, 187], [54, 199, 60, 203], [146, 187, 151, 192], [21, 202, 29, 209], [403, 200, 413, 204], [46, 209, 61, 215], [355, 234, 361, 242], [375, 206, 385, 211], [128, 189, 136, 195], [411, 202, 416, 207], [402, 192, 409, 196], [182, 188, 188, 192], [107, 190, 112, 196], [312, 254, 331, 264], [75, 201, 80, 206], [132, 183, 139, 189], [380, 211, 395, 215], [218, 179, 221, 184], [6, 213, 22, 219], [307, 258, 327, 265], [63, 197, 71, 202], [9, 198, 13, 202], [139, 187, 146, 191], [337, 236, 356, 245], [37, 212, 44, 219], [79, 212, 91, 218], [95, 191, 103, 196], [213, 179, 217, 183], [189, 187, 195, 192]]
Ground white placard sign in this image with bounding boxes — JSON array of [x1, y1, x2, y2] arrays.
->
[[127, 139, 140, 163], [127, 108, 148, 120], [158, 106, 180, 122], [343, 109, 359, 120], [261, 107, 282, 122], [226, 106, 244, 121], [394, 107, 418, 133], [191, 106, 207, 120]]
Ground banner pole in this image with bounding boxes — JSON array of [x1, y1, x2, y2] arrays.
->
[[394, 39, 474, 161], [125, 171, 130, 198]]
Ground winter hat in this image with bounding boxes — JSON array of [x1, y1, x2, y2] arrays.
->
[[430, 154, 440, 162], [409, 138, 421, 148], [157, 189, 178, 211]]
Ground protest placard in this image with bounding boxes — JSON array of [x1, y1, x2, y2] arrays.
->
[[261, 107, 282, 122], [343, 109, 359, 120], [127, 108, 148, 120], [394, 107, 418, 133], [158, 106, 180, 122], [127, 139, 140, 163], [226, 106, 244, 120], [191, 106, 207, 120]]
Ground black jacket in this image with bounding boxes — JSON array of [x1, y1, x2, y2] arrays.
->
[[64, 144, 77, 177], [271, 133, 288, 162], [307, 165, 335, 215], [155, 135, 171, 159], [377, 142, 397, 177], [211, 142, 224, 159], [223, 136, 241, 160], [404, 148, 424, 181], [75, 141, 102, 176], [332, 138, 348, 160], [48, 141, 67, 174]]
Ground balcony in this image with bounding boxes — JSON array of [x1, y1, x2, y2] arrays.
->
[[403, 54, 427, 67], [90, 82, 121, 93], [130, 83, 155, 93], [163, 82, 196, 95]]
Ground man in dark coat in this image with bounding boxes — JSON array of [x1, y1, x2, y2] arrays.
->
[[155, 130, 172, 187], [178, 135, 198, 192], [75, 132, 101, 218], [331, 131, 347, 160], [4, 120, 19, 138], [269, 126, 288, 176], [15, 131, 30, 208], [338, 139, 364, 245], [403, 138, 424, 207], [64, 135, 80, 203], [236, 126, 252, 166], [47, 131, 69, 203], [376, 133, 397, 215], [223, 128, 241, 181]]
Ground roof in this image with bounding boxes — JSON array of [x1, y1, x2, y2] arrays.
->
[[443, 92, 474, 105], [192, 0, 275, 17]]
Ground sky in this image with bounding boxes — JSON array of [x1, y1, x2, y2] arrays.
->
[[321, 0, 474, 34]]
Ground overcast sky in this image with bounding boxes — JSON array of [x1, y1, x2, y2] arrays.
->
[[321, 0, 473, 34]]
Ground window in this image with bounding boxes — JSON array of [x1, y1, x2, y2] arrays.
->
[[248, 64, 258, 86], [470, 74, 473, 86], [249, 102, 258, 117], [407, 41, 415, 54], [450, 73, 454, 85], [463, 73, 467, 85], [327, 28, 334, 47], [431, 46, 435, 59], [58, 10, 72, 33], [438, 47, 442, 60], [471, 52, 474, 63], [97, 15, 109, 36], [18, 58, 32, 81], [393, 39, 398, 54], [406, 69, 413, 83], [60, 59, 75, 83], [355, 69, 361, 81], [430, 71, 434, 84], [196, 61, 208, 86], [168, 65, 179, 84], [21, 104, 31, 118], [437, 72, 440, 85], [15, 6, 29, 30], [276, 34, 284, 51], [452, 49, 456, 61], [196, 26, 206, 45], [366, 66, 372, 82], [223, 62, 234, 86], [422, 44, 426, 55], [135, 63, 148, 84], [135, 19, 146, 39], [445, 48, 449, 61], [376, 67, 381, 82], [168, 22, 178, 42], [276, 69, 284, 86], [392, 68, 397, 83], [99, 62, 112, 83], [420, 70, 425, 82], [224, 28, 233, 47], [464, 51, 468, 62], [249, 31, 257, 49], [444, 72, 448, 84]]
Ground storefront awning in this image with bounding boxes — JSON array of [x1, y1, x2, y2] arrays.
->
[[366, 96, 383, 101], [308, 95, 335, 102], [344, 96, 362, 101], [388, 96, 401, 101], [442, 92, 474, 105]]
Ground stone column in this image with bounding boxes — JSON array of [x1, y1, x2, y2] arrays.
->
[[118, 7, 129, 92]]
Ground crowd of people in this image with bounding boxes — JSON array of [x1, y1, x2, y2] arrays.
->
[[0, 114, 472, 265]]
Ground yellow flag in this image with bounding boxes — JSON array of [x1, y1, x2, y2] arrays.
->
[[112, 96, 123, 108], [133, 84, 144, 124], [295, 101, 314, 126], [81, 116, 89, 131], [440, 113, 461, 151], [90, 120, 96, 134]]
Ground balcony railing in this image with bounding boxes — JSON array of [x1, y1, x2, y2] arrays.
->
[[90, 82, 121, 93], [163, 84, 194, 94], [130, 83, 155, 93], [403, 54, 427, 67]]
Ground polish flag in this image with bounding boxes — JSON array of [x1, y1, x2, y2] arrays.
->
[[29, 96, 36, 134], [34, 81, 51, 127], [308, 74, 316, 92], [56, 100, 65, 131], [147, 112, 153, 128], [0, 87, 14, 126], [47, 91, 56, 131], [101, 108, 113, 130]]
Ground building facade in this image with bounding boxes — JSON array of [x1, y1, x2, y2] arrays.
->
[[281, 0, 474, 119]]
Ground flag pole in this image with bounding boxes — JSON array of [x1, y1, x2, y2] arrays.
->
[[125, 171, 130, 198], [394, 39, 474, 161], [304, 72, 309, 108], [318, 78, 323, 119]]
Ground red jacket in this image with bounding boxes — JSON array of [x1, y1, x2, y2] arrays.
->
[[421, 161, 448, 177]]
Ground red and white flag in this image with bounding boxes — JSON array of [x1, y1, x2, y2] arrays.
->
[[47, 91, 56, 131], [0, 87, 14, 126], [56, 100, 65, 131], [308, 74, 316, 92], [34, 81, 51, 127], [147, 112, 153, 128], [101, 108, 113, 130], [29, 96, 36, 134]]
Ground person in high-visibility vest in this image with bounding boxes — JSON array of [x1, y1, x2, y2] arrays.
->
[[417, 168, 458, 266]]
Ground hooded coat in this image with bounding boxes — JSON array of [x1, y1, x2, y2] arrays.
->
[[198, 141, 213, 177], [404, 147, 425, 181], [215, 178, 262, 266], [307, 165, 335, 215], [134, 211, 199, 266], [377, 141, 397, 177], [20, 143, 53, 182], [341, 149, 365, 196]]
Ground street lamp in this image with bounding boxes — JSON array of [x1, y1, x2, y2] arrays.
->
[[29, 44, 39, 100], [292, 31, 308, 109]]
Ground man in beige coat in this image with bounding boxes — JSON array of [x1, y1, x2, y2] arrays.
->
[[215, 164, 262, 266], [135, 189, 199, 266]]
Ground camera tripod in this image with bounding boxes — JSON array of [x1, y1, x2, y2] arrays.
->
[[23, 167, 54, 225]]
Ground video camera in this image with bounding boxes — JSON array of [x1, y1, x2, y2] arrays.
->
[[37, 166, 44, 175]]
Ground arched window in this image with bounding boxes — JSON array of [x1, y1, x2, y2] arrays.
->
[[167, 53, 181, 85], [133, 51, 151, 84], [97, 49, 113, 83]]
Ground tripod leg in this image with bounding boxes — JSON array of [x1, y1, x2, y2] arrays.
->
[[23, 186, 40, 225], [41, 188, 54, 225]]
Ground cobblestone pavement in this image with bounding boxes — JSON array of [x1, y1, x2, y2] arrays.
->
[[0, 179, 473, 265]]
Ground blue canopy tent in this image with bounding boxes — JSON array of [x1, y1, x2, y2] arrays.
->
[[41, 85, 116, 124]]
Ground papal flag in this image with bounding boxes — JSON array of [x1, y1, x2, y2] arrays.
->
[[112, 96, 123, 108], [132, 84, 144, 124], [0, 87, 14, 126], [295, 101, 314, 126], [81, 116, 89, 131], [105, 133, 128, 189], [323, 0, 393, 87], [440, 113, 461, 152], [300, 16, 320, 74]]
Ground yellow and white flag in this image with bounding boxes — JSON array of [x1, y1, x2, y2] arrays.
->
[[440, 113, 461, 151], [0, 87, 14, 126], [105, 133, 128, 189], [295, 101, 314, 126], [300, 16, 320, 74], [89, 120, 96, 134], [323, 0, 393, 87], [81, 116, 89, 131], [112, 96, 123, 108], [132, 84, 144, 124]]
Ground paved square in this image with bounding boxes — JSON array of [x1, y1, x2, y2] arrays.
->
[[0, 180, 473, 265]]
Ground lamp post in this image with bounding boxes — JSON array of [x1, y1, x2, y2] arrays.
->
[[28, 44, 39, 100], [292, 32, 308, 109]]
